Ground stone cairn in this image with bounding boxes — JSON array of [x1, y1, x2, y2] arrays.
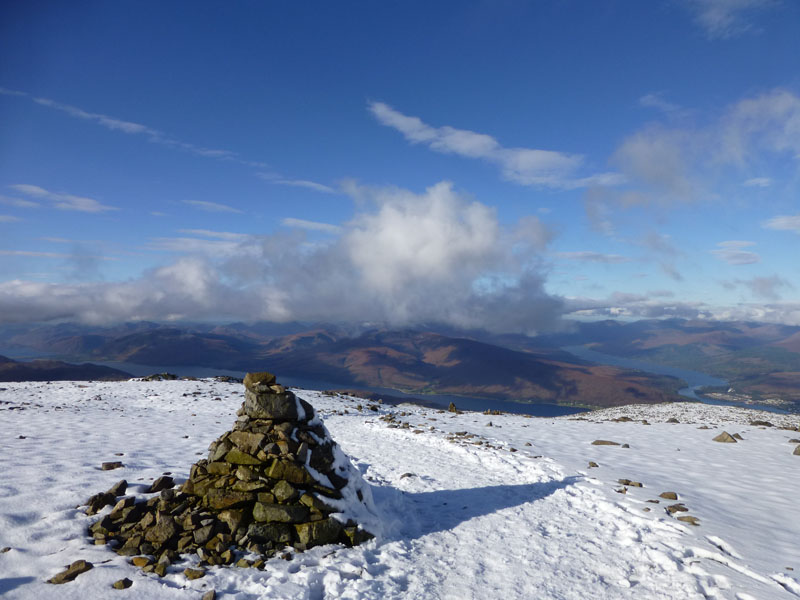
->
[[86, 372, 375, 576]]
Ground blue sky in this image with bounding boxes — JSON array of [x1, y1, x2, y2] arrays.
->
[[1, 0, 799, 330]]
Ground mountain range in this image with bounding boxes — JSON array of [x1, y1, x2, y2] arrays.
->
[[2, 318, 799, 408]]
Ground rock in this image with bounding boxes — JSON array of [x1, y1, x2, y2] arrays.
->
[[252, 502, 309, 523], [448, 402, 458, 413], [147, 475, 174, 493], [295, 518, 343, 546], [108, 480, 128, 496], [244, 389, 299, 421], [272, 480, 298, 503], [666, 503, 688, 514], [618, 479, 643, 487], [750, 420, 773, 427], [588, 462, 599, 468], [47, 560, 93, 584], [183, 567, 205, 580], [202, 591, 217, 600], [667, 417, 680, 423], [86, 491, 116, 515], [659, 491, 678, 500], [224, 449, 261, 465], [244, 371, 276, 391], [621, 444, 630, 448], [713, 431, 737, 443], [131, 556, 151, 567], [1, 547, 10, 553], [732, 433, 744, 440], [591, 440, 620, 446], [248, 522, 294, 543], [102, 461, 124, 471], [794, 445, 800, 456], [789, 439, 800, 444], [112, 578, 133, 589], [677, 515, 700, 526]]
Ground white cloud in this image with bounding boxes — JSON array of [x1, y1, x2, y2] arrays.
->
[[684, 0, 775, 39], [177, 229, 250, 241], [639, 92, 682, 114], [0, 250, 115, 260], [9, 184, 117, 213], [0, 194, 40, 208], [597, 89, 800, 211], [0, 215, 21, 223], [0, 181, 562, 332], [281, 218, 342, 234], [710, 240, 761, 265], [182, 200, 243, 214], [763, 214, 800, 233], [369, 101, 621, 190], [258, 173, 337, 194], [556, 251, 631, 264], [735, 275, 793, 300]]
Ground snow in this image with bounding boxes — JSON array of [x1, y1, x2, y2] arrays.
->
[[0, 379, 798, 599]]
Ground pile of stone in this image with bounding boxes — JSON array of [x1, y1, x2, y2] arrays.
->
[[86, 372, 375, 575]]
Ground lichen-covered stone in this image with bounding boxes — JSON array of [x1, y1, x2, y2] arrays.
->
[[252, 502, 309, 523], [295, 518, 343, 546]]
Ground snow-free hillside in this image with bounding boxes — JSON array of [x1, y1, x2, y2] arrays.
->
[[1, 379, 799, 600]]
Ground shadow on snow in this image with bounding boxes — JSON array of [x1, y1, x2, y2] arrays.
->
[[373, 476, 581, 540]]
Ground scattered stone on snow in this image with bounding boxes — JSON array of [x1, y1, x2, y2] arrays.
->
[[789, 439, 800, 444], [1, 546, 11, 553], [588, 461, 599, 468], [447, 402, 458, 414], [667, 418, 680, 423], [677, 515, 700, 526], [659, 491, 678, 500], [86, 372, 376, 574], [712, 431, 737, 443], [618, 479, 643, 487], [202, 591, 217, 600], [750, 420, 773, 427], [112, 577, 133, 589], [666, 503, 688, 514], [46, 559, 93, 584], [102, 461, 124, 470], [184, 567, 206, 580], [793, 445, 800, 456], [732, 433, 744, 440], [591, 440, 620, 446]]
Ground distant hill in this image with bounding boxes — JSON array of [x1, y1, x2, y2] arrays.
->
[[0, 323, 683, 408], [0, 355, 132, 382]]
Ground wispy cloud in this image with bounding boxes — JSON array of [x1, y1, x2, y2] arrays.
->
[[0, 215, 22, 223], [0, 87, 269, 167], [0, 194, 40, 208], [555, 251, 632, 264], [182, 200, 243, 214], [735, 275, 793, 300], [9, 184, 117, 213], [258, 173, 337, 194], [369, 101, 622, 190], [0, 249, 115, 260], [683, 0, 776, 39], [762, 214, 800, 233], [639, 92, 682, 114], [743, 177, 771, 187], [710, 240, 761, 265], [178, 229, 250, 241], [281, 218, 342, 234]]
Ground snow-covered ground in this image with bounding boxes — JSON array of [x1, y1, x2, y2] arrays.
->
[[1, 379, 799, 599]]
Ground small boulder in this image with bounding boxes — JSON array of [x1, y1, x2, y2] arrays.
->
[[794, 445, 800, 456], [47, 560, 93, 584], [184, 567, 206, 580], [147, 475, 174, 493], [677, 515, 700, 526], [112, 578, 133, 589], [101, 461, 124, 471], [712, 431, 737, 443], [591, 440, 620, 446], [659, 491, 678, 500]]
